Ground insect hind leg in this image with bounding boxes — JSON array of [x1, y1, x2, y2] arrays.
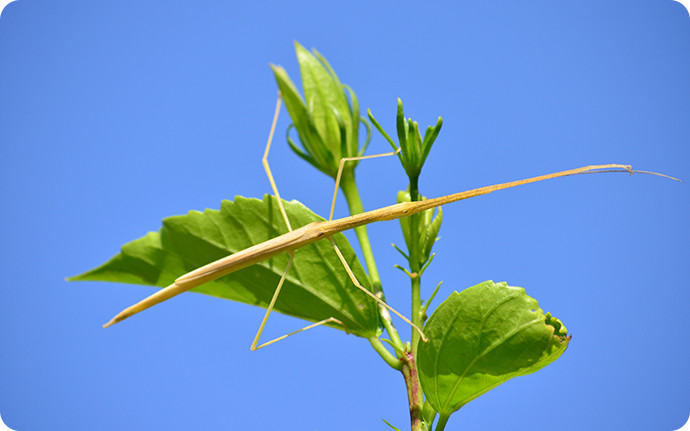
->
[[328, 237, 427, 342], [248, 249, 348, 351]]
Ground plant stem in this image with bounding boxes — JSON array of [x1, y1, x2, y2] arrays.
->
[[435, 414, 450, 431], [338, 168, 383, 294], [379, 303, 406, 355], [403, 176, 426, 429], [368, 337, 402, 370], [338, 167, 406, 355], [410, 275, 422, 353], [400, 350, 425, 431], [407, 175, 423, 354]]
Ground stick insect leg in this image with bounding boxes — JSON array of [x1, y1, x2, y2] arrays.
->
[[328, 147, 401, 221], [262, 92, 292, 232], [251, 93, 345, 350], [326, 148, 427, 342], [249, 249, 346, 350], [329, 237, 427, 342]]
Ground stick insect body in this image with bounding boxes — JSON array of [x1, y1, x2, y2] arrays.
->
[[103, 163, 637, 327], [102, 96, 673, 351]]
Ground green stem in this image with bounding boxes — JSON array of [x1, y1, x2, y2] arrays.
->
[[368, 337, 402, 370], [380, 303, 406, 355], [435, 414, 450, 431], [407, 175, 423, 353], [410, 274, 422, 353], [408, 175, 420, 202], [339, 169, 383, 294], [338, 168, 406, 354], [402, 175, 426, 431]]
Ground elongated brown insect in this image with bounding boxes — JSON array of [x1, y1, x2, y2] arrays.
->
[[102, 96, 678, 350]]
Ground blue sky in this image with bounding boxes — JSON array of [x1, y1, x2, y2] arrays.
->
[[1, 1, 688, 430]]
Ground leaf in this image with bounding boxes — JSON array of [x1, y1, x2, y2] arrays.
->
[[382, 419, 403, 431], [296, 42, 350, 159], [271, 64, 330, 173], [396, 190, 443, 267], [272, 43, 363, 178], [69, 195, 381, 338], [417, 280, 570, 415], [420, 205, 442, 262]]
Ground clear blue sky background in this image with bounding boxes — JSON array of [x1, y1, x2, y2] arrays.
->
[[1, 1, 688, 430]]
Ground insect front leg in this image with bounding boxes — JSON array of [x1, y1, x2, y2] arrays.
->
[[251, 93, 348, 349], [326, 148, 427, 342], [328, 147, 401, 221]]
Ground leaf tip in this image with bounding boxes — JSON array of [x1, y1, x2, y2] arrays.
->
[[65, 272, 88, 282], [544, 311, 570, 342]]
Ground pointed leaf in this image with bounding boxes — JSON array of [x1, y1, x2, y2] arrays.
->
[[286, 131, 318, 167], [396, 98, 408, 151], [408, 119, 422, 168], [420, 206, 442, 261], [296, 43, 350, 160], [271, 64, 320, 158], [367, 109, 398, 152], [343, 85, 362, 158], [420, 117, 442, 166], [418, 280, 570, 415], [396, 191, 443, 266], [356, 114, 372, 158], [382, 419, 403, 431], [271, 64, 307, 125], [70, 195, 381, 338]]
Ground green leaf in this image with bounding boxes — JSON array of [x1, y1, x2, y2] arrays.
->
[[371, 99, 443, 183], [417, 281, 570, 415], [313, 49, 361, 160], [367, 108, 398, 151], [422, 400, 437, 429], [272, 64, 329, 172], [296, 43, 350, 162], [272, 43, 365, 178], [420, 205, 442, 262], [69, 195, 381, 338], [382, 419, 403, 431], [396, 190, 443, 267]]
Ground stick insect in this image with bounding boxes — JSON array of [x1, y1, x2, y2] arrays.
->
[[102, 95, 675, 350]]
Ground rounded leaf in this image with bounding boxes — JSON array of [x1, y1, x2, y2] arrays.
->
[[418, 280, 570, 415]]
